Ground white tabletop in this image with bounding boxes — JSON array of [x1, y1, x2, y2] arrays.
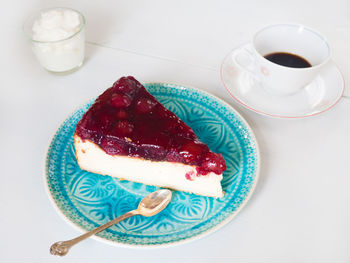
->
[[2, 0, 350, 262]]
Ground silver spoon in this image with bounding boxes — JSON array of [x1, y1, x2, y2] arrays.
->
[[50, 189, 172, 256]]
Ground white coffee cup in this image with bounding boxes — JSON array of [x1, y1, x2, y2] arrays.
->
[[233, 24, 331, 95]]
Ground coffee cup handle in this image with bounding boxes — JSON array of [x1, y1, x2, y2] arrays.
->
[[232, 44, 260, 81]]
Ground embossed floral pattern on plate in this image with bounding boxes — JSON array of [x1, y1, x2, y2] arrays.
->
[[45, 83, 259, 247]]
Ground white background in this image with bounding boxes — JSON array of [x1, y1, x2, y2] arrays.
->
[[1, 0, 350, 262]]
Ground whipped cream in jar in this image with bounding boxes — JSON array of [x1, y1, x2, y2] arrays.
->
[[24, 7, 85, 73]]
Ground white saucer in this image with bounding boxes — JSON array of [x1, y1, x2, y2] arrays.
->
[[220, 43, 345, 118]]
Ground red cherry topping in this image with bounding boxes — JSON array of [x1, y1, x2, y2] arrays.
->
[[101, 138, 125, 155], [112, 76, 138, 93], [111, 93, 132, 108], [75, 76, 226, 176], [179, 141, 208, 164], [115, 109, 129, 119], [114, 121, 134, 136], [198, 152, 227, 175], [156, 106, 173, 118], [98, 112, 115, 130], [136, 98, 157, 113]]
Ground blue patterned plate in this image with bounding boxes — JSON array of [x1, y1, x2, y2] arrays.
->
[[45, 83, 260, 247]]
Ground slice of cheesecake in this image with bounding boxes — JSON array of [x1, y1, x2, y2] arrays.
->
[[74, 76, 226, 197]]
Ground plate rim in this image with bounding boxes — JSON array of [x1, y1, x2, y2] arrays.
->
[[220, 42, 345, 119], [43, 82, 261, 248]]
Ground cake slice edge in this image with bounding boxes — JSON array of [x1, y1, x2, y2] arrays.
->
[[74, 134, 224, 198]]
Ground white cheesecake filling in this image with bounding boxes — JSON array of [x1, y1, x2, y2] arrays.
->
[[74, 135, 223, 198]]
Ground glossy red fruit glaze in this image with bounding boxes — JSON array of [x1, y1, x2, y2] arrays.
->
[[115, 110, 128, 119], [136, 98, 157, 113], [197, 152, 227, 175], [179, 141, 209, 164], [75, 76, 226, 175], [111, 93, 132, 108], [98, 112, 115, 130], [114, 121, 134, 136], [101, 138, 125, 155], [112, 76, 140, 93]]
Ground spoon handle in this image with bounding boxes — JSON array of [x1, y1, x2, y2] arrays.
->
[[50, 210, 138, 256]]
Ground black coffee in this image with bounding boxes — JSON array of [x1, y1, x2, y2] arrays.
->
[[264, 52, 312, 68]]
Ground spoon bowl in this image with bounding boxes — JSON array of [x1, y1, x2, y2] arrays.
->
[[138, 189, 172, 216]]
